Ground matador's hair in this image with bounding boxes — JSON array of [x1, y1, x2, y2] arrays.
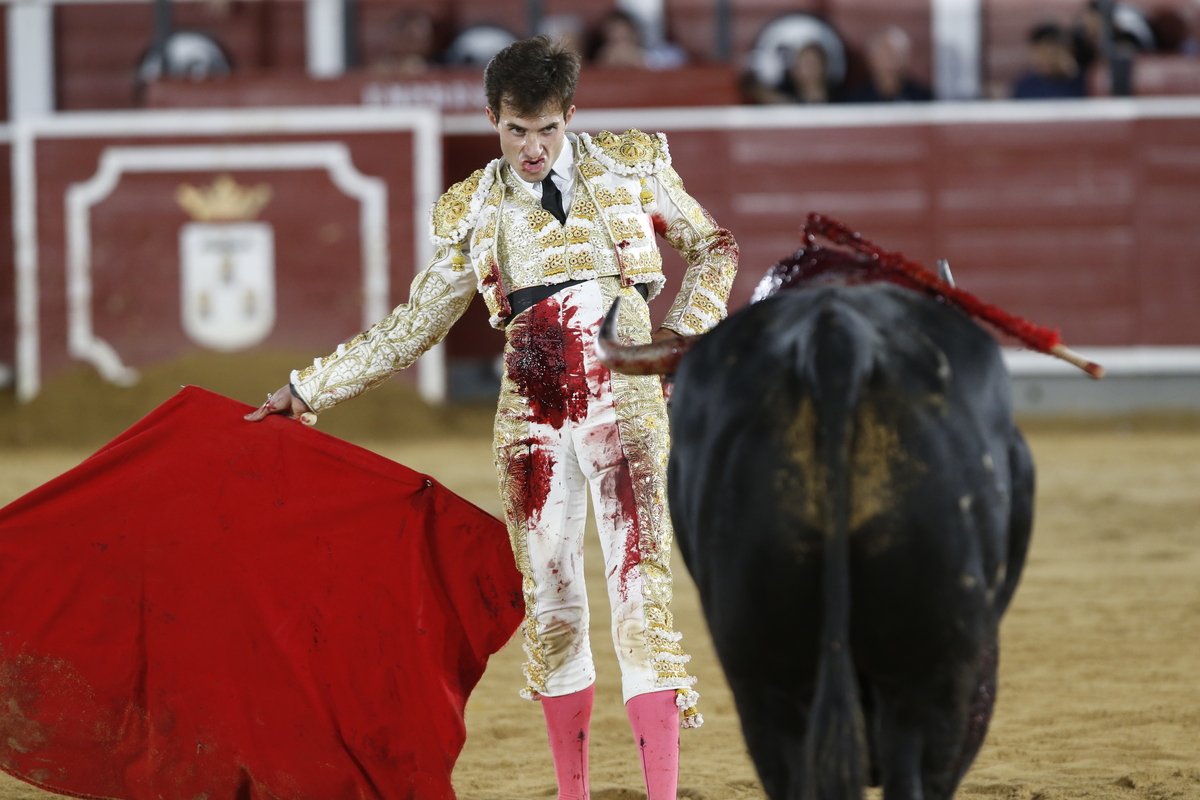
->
[[484, 35, 581, 118]]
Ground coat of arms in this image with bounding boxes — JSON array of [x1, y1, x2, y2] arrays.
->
[[176, 174, 275, 351]]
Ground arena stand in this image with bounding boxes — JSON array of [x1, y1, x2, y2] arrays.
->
[[2, 0, 1200, 416]]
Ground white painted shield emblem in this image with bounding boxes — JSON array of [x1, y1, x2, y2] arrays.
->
[[180, 221, 275, 351]]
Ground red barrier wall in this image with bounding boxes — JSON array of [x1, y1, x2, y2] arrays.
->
[[441, 106, 1200, 361], [8, 102, 1200, 398], [29, 128, 419, 385], [660, 116, 1200, 346]]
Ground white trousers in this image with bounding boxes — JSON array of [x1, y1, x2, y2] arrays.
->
[[493, 279, 697, 707]]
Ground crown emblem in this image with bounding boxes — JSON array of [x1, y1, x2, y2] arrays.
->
[[176, 174, 272, 221]]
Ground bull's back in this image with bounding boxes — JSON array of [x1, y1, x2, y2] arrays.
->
[[668, 284, 1021, 678]]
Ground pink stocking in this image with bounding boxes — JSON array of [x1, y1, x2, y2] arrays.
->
[[542, 684, 594, 800], [626, 690, 681, 800]]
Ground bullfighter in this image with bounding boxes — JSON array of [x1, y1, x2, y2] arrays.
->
[[247, 35, 738, 800]]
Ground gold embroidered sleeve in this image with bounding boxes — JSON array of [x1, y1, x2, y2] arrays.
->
[[651, 166, 739, 336], [290, 253, 476, 414]]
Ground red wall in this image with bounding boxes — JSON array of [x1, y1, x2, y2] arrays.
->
[[31, 130, 417, 383], [55, 2, 307, 111], [666, 116, 1200, 346], [1134, 117, 1200, 343], [13, 108, 1200, 391], [441, 112, 1200, 361]]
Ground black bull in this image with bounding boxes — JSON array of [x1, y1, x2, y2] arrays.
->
[[610, 283, 1034, 800]]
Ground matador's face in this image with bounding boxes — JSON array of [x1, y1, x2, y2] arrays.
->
[[486, 100, 576, 184]]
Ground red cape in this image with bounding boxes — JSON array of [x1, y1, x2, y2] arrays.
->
[[0, 386, 523, 800]]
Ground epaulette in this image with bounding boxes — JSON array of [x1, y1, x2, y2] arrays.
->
[[430, 161, 499, 247], [580, 129, 672, 178]]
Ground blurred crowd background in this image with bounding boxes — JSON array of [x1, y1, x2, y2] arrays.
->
[[55, 0, 1200, 112]]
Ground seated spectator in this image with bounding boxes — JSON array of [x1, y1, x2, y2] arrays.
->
[[1071, 1, 1158, 94], [138, 31, 232, 83], [370, 10, 438, 77], [587, 10, 687, 70], [744, 14, 847, 104], [1148, 6, 1199, 54], [844, 26, 932, 102], [757, 43, 838, 103], [1073, 0, 1158, 71], [1013, 22, 1087, 98], [1073, 1, 1103, 73]]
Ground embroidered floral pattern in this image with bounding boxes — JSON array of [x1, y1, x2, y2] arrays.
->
[[294, 130, 736, 406], [593, 187, 637, 208], [581, 129, 672, 178], [430, 164, 497, 247], [654, 167, 739, 335]]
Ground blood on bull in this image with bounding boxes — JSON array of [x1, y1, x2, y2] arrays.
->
[[598, 214, 1102, 800]]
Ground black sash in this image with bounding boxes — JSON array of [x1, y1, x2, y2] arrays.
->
[[505, 280, 649, 326]]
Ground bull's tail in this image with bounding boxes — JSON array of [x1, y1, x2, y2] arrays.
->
[[802, 302, 871, 800]]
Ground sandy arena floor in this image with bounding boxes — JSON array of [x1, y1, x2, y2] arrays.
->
[[0, 419, 1197, 800]]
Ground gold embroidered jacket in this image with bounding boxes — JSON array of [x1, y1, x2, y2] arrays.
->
[[292, 129, 739, 414]]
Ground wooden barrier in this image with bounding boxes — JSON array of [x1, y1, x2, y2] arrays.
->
[[9, 107, 442, 402], [439, 100, 1200, 362], [5, 99, 1200, 404]]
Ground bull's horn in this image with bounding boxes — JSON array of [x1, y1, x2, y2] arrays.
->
[[595, 296, 698, 376], [937, 258, 955, 287]]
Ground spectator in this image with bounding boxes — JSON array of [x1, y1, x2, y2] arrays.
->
[[756, 43, 838, 103], [588, 10, 643, 68], [370, 10, 438, 77], [138, 31, 232, 84], [1073, 0, 1157, 72], [1071, 1, 1158, 95], [845, 26, 932, 102], [587, 10, 687, 70], [1013, 22, 1087, 98], [1148, 6, 1198, 54], [1072, 2, 1103, 73]]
